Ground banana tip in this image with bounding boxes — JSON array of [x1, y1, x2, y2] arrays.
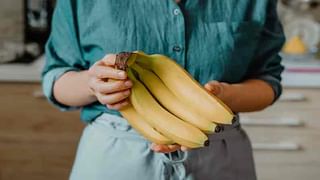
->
[[204, 140, 210, 147]]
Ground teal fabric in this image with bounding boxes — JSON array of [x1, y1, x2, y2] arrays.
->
[[42, 0, 285, 123]]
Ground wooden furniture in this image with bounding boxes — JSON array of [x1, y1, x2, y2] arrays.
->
[[0, 83, 84, 180], [1, 81, 319, 180], [242, 88, 320, 180]]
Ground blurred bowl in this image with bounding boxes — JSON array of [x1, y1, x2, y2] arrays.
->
[[280, 49, 317, 61]]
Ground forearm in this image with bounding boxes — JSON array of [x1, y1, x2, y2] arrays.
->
[[219, 79, 275, 113], [53, 70, 97, 107]]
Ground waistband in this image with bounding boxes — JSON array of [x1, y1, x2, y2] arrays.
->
[[92, 113, 241, 164]]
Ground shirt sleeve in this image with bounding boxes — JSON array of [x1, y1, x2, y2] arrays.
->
[[245, 0, 286, 103], [42, 0, 85, 111]]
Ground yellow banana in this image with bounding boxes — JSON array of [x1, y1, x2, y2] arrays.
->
[[110, 59, 172, 145], [133, 51, 234, 125], [120, 106, 173, 145], [127, 69, 209, 148], [131, 63, 217, 134]]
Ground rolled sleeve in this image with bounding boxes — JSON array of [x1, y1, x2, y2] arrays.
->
[[246, 0, 285, 102], [42, 67, 80, 111], [42, 0, 85, 110], [256, 74, 282, 103]]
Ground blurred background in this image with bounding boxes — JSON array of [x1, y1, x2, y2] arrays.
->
[[0, 0, 320, 179]]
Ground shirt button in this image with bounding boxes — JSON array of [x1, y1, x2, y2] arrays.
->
[[172, 45, 182, 52], [173, 8, 180, 16]]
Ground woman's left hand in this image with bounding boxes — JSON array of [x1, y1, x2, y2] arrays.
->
[[204, 80, 225, 98], [151, 143, 189, 153], [151, 80, 225, 153]]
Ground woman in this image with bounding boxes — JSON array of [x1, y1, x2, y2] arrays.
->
[[42, 0, 285, 179]]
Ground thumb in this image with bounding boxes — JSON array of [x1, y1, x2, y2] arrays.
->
[[204, 81, 222, 96]]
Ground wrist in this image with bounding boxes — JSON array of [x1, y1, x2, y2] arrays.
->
[[83, 70, 98, 102]]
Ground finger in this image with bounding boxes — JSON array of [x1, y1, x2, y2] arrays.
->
[[150, 144, 161, 152], [160, 147, 180, 153], [99, 89, 131, 105], [151, 144, 170, 152], [90, 65, 127, 80], [204, 81, 222, 95], [151, 144, 180, 153], [155, 146, 172, 153], [150, 143, 158, 151], [168, 144, 180, 150], [101, 54, 117, 66], [180, 146, 189, 152], [107, 100, 130, 110], [204, 80, 218, 90], [204, 83, 213, 91], [96, 80, 133, 94]]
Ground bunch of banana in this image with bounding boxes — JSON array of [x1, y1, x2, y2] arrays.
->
[[133, 51, 234, 124], [116, 51, 234, 148], [131, 63, 217, 134]]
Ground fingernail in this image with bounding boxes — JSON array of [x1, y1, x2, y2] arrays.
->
[[204, 84, 211, 90], [124, 81, 133, 87], [124, 90, 130, 96], [118, 71, 126, 78]]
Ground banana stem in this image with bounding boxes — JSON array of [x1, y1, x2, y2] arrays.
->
[[115, 52, 138, 70], [127, 68, 138, 82], [131, 63, 145, 74]]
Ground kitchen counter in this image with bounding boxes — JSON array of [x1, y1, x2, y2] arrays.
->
[[281, 57, 320, 88], [0, 56, 44, 82]]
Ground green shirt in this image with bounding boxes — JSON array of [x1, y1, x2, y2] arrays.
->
[[42, 0, 285, 123]]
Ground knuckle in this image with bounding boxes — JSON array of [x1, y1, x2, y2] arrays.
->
[[88, 79, 95, 89], [96, 84, 103, 93], [106, 104, 114, 109], [119, 94, 127, 100], [100, 96, 110, 105], [97, 72, 105, 79], [116, 93, 126, 101], [104, 53, 115, 60], [122, 90, 130, 97], [88, 67, 95, 76], [107, 83, 120, 93], [111, 93, 123, 103], [117, 82, 127, 90], [103, 54, 116, 65]]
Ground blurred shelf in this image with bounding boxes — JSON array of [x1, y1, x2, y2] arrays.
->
[[282, 57, 320, 88], [0, 55, 44, 82]]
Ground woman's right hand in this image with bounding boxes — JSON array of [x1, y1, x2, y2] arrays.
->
[[88, 54, 133, 110]]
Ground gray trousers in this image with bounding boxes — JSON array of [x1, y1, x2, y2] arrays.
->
[[70, 114, 256, 180]]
